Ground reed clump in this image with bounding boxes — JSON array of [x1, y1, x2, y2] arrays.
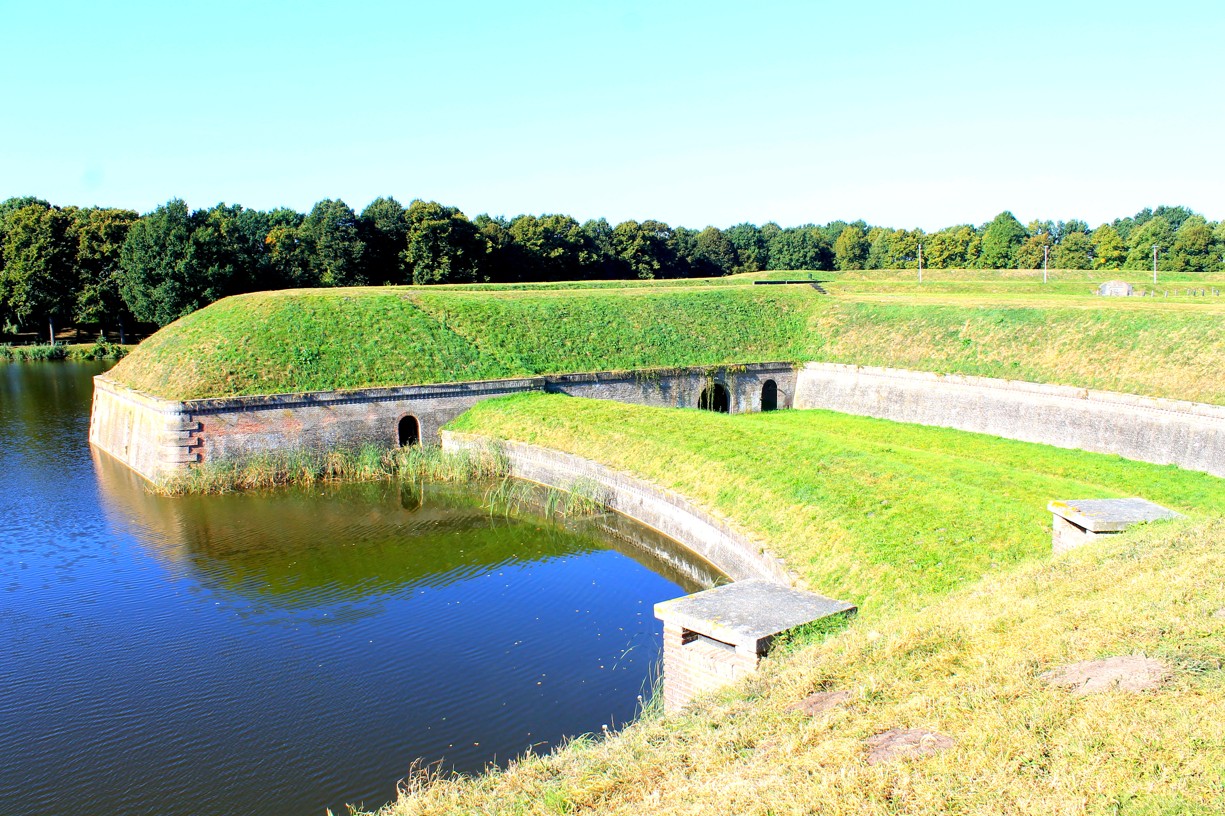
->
[[482, 474, 610, 518], [155, 443, 508, 496], [0, 340, 131, 362]]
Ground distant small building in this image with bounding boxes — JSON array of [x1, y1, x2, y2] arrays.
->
[[1098, 280, 1134, 297]]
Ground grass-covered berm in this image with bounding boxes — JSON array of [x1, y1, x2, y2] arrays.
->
[[449, 395, 1225, 610], [103, 285, 813, 400], [104, 275, 1225, 404], [354, 396, 1225, 815]]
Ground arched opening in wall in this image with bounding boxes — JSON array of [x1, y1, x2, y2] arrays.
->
[[698, 383, 730, 414], [761, 380, 778, 412], [398, 415, 420, 447]]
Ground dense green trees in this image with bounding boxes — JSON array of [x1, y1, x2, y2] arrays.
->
[[358, 197, 410, 284], [1, 202, 77, 342], [1, 194, 1222, 339], [75, 207, 138, 339], [404, 200, 484, 285]]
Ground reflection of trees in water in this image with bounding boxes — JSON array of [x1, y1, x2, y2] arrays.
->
[[93, 452, 722, 609]]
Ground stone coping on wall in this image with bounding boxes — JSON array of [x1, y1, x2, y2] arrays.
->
[[94, 360, 796, 413], [544, 361, 797, 387], [441, 430, 797, 586], [93, 373, 186, 415], [800, 363, 1225, 423]]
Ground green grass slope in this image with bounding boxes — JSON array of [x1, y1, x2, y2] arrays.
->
[[105, 286, 813, 400], [449, 395, 1225, 609]]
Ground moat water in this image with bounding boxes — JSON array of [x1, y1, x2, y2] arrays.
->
[[0, 362, 720, 815]]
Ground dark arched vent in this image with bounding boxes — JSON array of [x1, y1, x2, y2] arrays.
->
[[698, 383, 730, 413], [398, 415, 421, 447], [761, 379, 778, 412]]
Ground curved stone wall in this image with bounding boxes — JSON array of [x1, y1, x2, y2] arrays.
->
[[441, 431, 796, 585]]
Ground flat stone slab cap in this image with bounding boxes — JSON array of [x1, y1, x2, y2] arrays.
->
[[655, 579, 856, 652], [1047, 498, 1183, 533]]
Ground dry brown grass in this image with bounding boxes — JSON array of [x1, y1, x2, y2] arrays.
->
[[361, 518, 1225, 816]]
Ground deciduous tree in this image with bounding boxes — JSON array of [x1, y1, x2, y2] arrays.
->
[[693, 226, 737, 275], [1170, 215, 1214, 273], [404, 200, 484, 284], [725, 223, 766, 272], [301, 199, 365, 286], [359, 197, 409, 284], [1123, 217, 1175, 270], [1091, 224, 1126, 269], [978, 211, 1026, 268], [74, 207, 138, 340], [1, 202, 77, 341], [1051, 231, 1093, 269]]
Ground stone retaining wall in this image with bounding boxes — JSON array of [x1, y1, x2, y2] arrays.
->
[[794, 363, 1225, 478], [90, 363, 796, 484], [546, 364, 797, 414], [441, 431, 795, 584]]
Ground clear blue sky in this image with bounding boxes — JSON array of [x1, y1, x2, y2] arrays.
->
[[2, 0, 1222, 230]]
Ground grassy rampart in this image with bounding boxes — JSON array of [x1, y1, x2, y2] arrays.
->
[[104, 285, 813, 400], [105, 277, 1225, 404]]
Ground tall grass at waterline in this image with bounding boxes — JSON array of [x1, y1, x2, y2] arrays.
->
[[450, 394, 1225, 609], [482, 474, 610, 519], [0, 339, 131, 362], [155, 443, 509, 496]]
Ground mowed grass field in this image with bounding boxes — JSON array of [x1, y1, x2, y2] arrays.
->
[[106, 269, 1225, 404], [360, 398, 1225, 815]]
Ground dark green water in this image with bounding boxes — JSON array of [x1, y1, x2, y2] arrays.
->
[[0, 362, 720, 815]]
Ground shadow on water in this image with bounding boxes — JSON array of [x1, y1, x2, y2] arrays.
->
[[93, 453, 722, 609]]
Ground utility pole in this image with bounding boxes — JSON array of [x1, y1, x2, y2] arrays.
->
[[1152, 245, 1159, 285], [1043, 244, 1049, 284], [917, 243, 923, 284]]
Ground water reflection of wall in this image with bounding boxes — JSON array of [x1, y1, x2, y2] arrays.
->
[[92, 451, 720, 609]]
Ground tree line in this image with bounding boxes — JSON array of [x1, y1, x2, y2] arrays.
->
[[1, 195, 1222, 342]]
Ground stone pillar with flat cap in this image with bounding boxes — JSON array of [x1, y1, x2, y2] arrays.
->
[[1048, 497, 1183, 555], [654, 578, 856, 713]]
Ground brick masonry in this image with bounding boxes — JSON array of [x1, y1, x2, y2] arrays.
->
[[90, 363, 797, 484], [661, 624, 760, 713]]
